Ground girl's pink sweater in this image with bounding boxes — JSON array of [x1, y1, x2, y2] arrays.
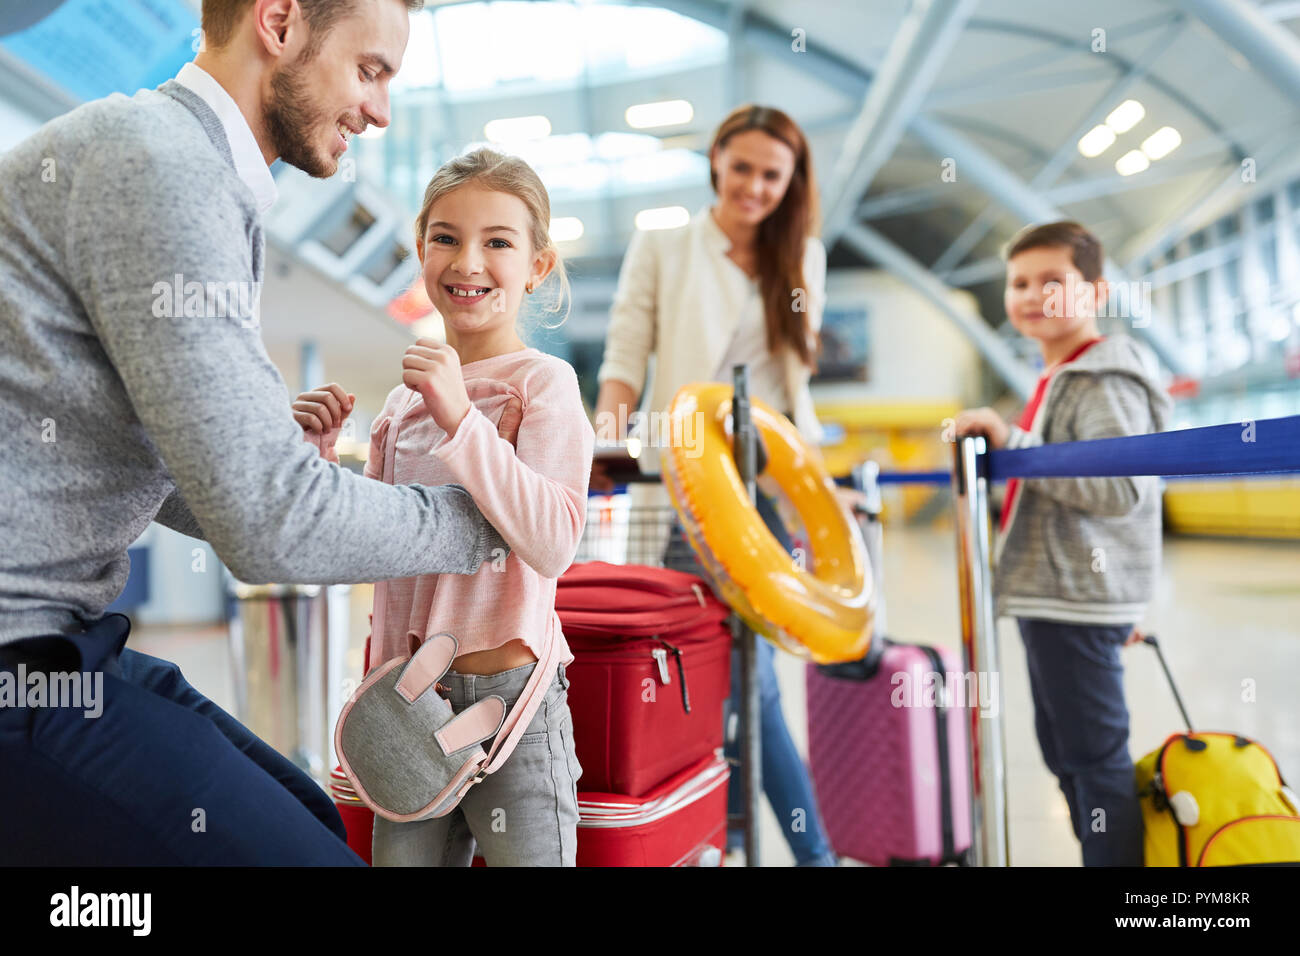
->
[[363, 347, 593, 672]]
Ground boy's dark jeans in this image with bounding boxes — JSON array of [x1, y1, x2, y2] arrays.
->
[[1017, 617, 1144, 866]]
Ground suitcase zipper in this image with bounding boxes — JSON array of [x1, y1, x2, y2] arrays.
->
[[652, 637, 691, 714], [651, 648, 670, 685], [1151, 735, 1189, 867], [1195, 815, 1300, 866]]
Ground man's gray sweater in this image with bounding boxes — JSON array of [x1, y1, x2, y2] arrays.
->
[[0, 80, 505, 644]]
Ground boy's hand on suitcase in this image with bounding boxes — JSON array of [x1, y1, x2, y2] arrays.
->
[[403, 338, 472, 438], [1124, 626, 1145, 647], [952, 408, 1009, 449], [292, 383, 355, 462]]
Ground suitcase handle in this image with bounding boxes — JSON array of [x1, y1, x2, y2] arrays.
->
[[1142, 634, 1194, 732], [814, 635, 890, 681]]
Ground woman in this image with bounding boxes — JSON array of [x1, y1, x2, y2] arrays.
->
[[594, 104, 838, 867]]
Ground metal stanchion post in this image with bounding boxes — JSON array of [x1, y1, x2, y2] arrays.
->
[[732, 364, 762, 867], [951, 436, 1009, 867], [225, 580, 351, 788]]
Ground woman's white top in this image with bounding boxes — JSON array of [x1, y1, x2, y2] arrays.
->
[[598, 206, 827, 470], [708, 271, 790, 419]]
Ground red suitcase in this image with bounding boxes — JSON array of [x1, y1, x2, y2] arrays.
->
[[556, 562, 730, 638], [331, 632, 377, 864], [330, 766, 374, 865], [576, 753, 729, 866], [471, 754, 729, 867], [805, 639, 973, 866], [557, 562, 732, 796]]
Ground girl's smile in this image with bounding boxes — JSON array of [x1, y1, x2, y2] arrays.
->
[[415, 182, 555, 363], [444, 283, 494, 305]]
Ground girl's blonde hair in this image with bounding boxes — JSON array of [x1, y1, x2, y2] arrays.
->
[[413, 147, 570, 324]]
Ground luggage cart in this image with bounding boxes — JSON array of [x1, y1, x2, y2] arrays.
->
[[575, 497, 697, 569], [578, 366, 765, 865]]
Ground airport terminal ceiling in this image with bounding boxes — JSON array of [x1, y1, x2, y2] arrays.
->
[[3, 0, 1299, 413]]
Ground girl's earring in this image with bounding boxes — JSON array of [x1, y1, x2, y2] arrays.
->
[[525, 282, 534, 294]]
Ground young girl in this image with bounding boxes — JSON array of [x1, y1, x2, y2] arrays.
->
[[293, 148, 594, 866]]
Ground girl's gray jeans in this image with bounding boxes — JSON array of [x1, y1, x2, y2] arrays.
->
[[372, 660, 582, 866]]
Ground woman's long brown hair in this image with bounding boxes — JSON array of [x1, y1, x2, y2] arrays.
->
[[709, 104, 821, 369]]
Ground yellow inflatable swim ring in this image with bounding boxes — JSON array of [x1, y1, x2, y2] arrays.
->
[[660, 383, 874, 664]]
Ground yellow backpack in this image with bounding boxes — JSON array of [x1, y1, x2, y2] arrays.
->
[[1134, 634, 1300, 866], [1136, 731, 1300, 866]]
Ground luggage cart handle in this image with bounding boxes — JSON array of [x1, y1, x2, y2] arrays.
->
[[1141, 634, 1195, 733]]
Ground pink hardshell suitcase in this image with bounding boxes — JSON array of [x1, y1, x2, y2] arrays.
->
[[805, 639, 973, 866]]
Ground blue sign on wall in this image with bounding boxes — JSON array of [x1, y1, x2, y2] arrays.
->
[[813, 306, 872, 384], [1, 0, 198, 103]]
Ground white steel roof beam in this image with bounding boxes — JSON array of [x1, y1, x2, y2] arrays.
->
[[1182, 0, 1300, 102], [633, 0, 1189, 376], [930, 16, 1189, 275], [910, 117, 1188, 374], [821, 0, 979, 245]]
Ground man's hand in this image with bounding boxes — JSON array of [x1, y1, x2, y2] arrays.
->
[[402, 338, 472, 437], [952, 407, 1010, 449]]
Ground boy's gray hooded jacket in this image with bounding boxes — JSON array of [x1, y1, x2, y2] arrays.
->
[[995, 334, 1173, 626]]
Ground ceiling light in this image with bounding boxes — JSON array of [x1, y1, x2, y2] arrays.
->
[[1141, 126, 1182, 160], [634, 206, 690, 231], [625, 99, 694, 129], [1105, 99, 1145, 134], [484, 115, 552, 142], [1077, 125, 1117, 158], [1115, 149, 1150, 176]]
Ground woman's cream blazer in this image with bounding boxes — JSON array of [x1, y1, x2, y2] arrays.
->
[[598, 207, 827, 470]]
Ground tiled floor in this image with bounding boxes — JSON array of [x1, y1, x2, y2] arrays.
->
[[130, 527, 1300, 867]]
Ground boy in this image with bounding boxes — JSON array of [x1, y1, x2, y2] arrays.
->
[[954, 221, 1172, 867]]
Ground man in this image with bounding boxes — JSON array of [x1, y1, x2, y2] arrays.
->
[[0, 0, 516, 864]]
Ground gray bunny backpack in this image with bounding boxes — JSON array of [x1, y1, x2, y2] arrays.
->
[[334, 630, 558, 822]]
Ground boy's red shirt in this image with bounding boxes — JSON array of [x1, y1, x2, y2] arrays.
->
[[999, 336, 1105, 533]]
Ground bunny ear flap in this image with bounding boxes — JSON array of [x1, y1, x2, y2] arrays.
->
[[435, 695, 507, 756], [395, 632, 459, 704]]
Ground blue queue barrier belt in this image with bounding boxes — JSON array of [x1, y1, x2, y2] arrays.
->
[[874, 471, 949, 485], [986, 414, 1300, 482], [588, 415, 1300, 496]]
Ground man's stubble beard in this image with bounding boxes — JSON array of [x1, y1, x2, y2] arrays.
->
[[265, 55, 337, 179]]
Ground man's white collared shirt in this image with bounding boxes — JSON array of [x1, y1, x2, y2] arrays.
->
[[174, 61, 278, 216]]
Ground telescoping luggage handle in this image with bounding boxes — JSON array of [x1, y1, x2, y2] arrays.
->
[[849, 461, 886, 637], [1141, 633, 1194, 732]]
